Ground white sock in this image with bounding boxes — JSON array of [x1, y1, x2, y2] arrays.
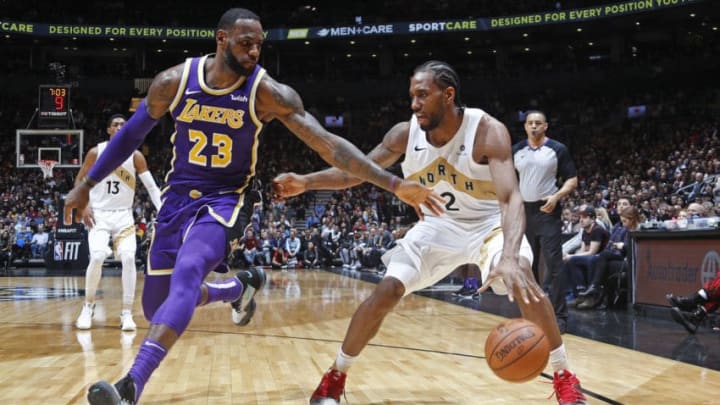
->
[[334, 348, 356, 373], [699, 289, 708, 300], [549, 344, 570, 373]]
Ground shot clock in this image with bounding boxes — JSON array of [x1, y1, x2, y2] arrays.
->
[[38, 84, 70, 128]]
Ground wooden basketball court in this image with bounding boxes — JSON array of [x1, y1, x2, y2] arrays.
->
[[0, 269, 717, 404]]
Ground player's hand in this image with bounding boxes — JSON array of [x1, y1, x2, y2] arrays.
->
[[272, 172, 308, 201], [477, 257, 544, 304], [81, 207, 96, 229], [540, 195, 558, 213], [63, 184, 91, 225], [394, 179, 445, 220]]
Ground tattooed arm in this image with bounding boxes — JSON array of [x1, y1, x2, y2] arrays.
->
[[255, 75, 399, 191], [256, 75, 445, 217]]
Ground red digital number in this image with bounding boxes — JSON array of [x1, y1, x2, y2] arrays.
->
[[54, 95, 65, 111]]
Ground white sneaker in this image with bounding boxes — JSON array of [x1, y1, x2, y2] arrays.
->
[[76, 303, 94, 330], [120, 310, 137, 331]]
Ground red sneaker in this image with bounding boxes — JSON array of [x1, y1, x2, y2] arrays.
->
[[309, 369, 346, 405], [552, 370, 587, 405]]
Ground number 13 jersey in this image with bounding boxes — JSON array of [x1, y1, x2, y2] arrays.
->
[[90, 141, 136, 210], [401, 108, 501, 224]]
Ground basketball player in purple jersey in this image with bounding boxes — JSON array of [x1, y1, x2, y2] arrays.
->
[[63, 8, 444, 405]]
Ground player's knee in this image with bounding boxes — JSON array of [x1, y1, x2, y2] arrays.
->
[[89, 250, 107, 264], [118, 250, 136, 265], [369, 277, 404, 309]]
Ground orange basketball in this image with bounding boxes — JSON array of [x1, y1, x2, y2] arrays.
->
[[484, 318, 550, 383]]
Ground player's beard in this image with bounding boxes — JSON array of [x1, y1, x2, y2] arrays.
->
[[419, 113, 441, 132], [224, 46, 254, 76]]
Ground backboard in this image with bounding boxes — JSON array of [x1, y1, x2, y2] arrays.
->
[[16, 129, 83, 169]]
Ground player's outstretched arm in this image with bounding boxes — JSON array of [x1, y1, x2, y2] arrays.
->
[[64, 64, 182, 224], [272, 122, 409, 198], [257, 76, 444, 217]]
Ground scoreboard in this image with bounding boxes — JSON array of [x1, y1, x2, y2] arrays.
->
[[38, 85, 70, 128]]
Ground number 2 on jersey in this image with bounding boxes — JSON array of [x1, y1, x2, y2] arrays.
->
[[440, 192, 459, 211], [188, 129, 233, 168]]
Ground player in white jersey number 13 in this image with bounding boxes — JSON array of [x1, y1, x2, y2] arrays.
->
[[74, 114, 162, 332], [273, 61, 589, 405]]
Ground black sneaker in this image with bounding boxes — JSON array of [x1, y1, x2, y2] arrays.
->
[[87, 374, 136, 405], [453, 285, 476, 297], [231, 267, 267, 326], [670, 306, 706, 334]]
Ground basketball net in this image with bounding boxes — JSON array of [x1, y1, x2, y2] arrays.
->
[[38, 160, 58, 179]]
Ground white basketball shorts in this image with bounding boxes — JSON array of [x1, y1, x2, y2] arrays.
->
[[382, 215, 533, 296]]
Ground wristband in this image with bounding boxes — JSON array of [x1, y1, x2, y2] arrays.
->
[[389, 175, 400, 193], [82, 176, 98, 188]]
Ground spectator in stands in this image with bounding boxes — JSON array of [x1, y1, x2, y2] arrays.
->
[[687, 202, 706, 219], [285, 228, 302, 268], [306, 211, 320, 229], [563, 206, 609, 300], [30, 224, 49, 259], [576, 206, 640, 310], [595, 207, 612, 230], [12, 225, 32, 261], [271, 246, 289, 270], [687, 172, 706, 202], [303, 241, 320, 269], [258, 229, 275, 266], [0, 229, 12, 270], [241, 228, 259, 268]]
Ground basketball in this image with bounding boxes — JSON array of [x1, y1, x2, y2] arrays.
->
[[484, 318, 550, 383]]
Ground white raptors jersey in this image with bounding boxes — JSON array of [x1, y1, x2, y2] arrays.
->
[[402, 108, 501, 224], [89, 141, 136, 210]]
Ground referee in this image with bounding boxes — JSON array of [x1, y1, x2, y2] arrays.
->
[[512, 110, 577, 333]]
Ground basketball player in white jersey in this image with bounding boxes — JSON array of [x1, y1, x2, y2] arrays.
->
[[273, 61, 588, 405], [75, 114, 162, 331]]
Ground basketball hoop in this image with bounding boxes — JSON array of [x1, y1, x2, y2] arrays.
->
[[38, 160, 58, 179]]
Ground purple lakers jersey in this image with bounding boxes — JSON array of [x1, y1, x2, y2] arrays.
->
[[168, 54, 266, 195]]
